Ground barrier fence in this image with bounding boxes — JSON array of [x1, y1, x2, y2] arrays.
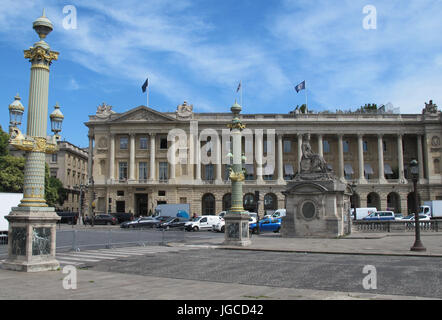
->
[[353, 220, 441, 233]]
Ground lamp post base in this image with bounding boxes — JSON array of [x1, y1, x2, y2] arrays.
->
[[410, 240, 427, 252], [2, 207, 61, 272], [223, 213, 251, 247]]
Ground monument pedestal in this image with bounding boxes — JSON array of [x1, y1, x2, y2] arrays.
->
[[224, 213, 251, 246], [281, 179, 352, 238], [2, 207, 60, 272]]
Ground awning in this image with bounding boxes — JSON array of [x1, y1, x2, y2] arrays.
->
[[264, 164, 274, 175], [284, 164, 294, 175], [384, 164, 393, 175], [244, 164, 254, 174], [364, 164, 374, 175], [344, 164, 354, 175]]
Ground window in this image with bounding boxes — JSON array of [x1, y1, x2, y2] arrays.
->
[[202, 194, 215, 215], [159, 162, 168, 181], [343, 141, 349, 153], [160, 137, 168, 150], [119, 162, 128, 181], [434, 159, 441, 174], [363, 141, 368, 153], [50, 169, 57, 178], [180, 197, 187, 204], [139, 162, 148, 181], [205, 164, 214, 181], [51, 153, 57, 163], [120, 137, 128, 150], [224, 165, 230, 181], [263, 140, 268, 153], [158, 190, 166, 196], [323, 140, 330, 153], [117, 190, 124, 196], [383, 141, 387, 153], [283, 140, 291, 153], [139, 137, 148, 150]]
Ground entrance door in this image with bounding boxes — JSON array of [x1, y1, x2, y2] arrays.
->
[[135, 194, 148, 217]]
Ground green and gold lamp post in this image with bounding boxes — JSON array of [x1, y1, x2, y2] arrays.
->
[[223, 101, 251, 246], [3, 11, 63, 272]]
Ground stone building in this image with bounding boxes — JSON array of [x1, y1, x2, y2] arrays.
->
[[84, 101, 442, 217], [10, 140, 89, 212]]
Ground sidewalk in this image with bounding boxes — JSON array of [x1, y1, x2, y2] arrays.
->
[[176, 232, 442, 257]]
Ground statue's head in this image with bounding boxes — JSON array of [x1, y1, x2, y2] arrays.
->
[[303, 133, 311, 141]]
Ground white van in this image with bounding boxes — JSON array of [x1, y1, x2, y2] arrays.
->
[[185, 215, 221, 231], [272, 209, 286, 219], [352, 208, 377, 220]]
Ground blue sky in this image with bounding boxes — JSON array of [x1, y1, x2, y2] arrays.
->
[[1, 0, 442, 148]]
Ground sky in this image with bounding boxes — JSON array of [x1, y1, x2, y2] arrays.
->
[[1, 0, 442, 148]]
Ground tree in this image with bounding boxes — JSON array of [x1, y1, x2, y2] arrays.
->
[[0, 125, 10, 156], [0, 155, 25, 193], [44, 164, 64, 208]]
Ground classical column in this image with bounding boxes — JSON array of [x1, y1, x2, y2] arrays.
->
[[357, 134, 367, 184], [297, 133, 303, 172], [109, 133, 115, 182], [87, 133, 94, 183], [195, 134, 202, 181], [397, 134, 407, 183], [277, 133, 284, 183], [423, 133, 430, 181], [129, 133, 135, 181], [215, 134, 222, 183], [377, 134, 387, 184], [417, 134, 424, 182], [256, 133, 264, 183], [149, 133, 156, 181], [337, 134, 345, 181], [317, 134, 323, 158]]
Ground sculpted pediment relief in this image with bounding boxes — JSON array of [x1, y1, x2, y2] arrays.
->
[[111, 106, 176, 122]]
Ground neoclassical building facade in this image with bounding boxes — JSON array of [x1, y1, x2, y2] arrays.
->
[[85, 101, 442, 217]]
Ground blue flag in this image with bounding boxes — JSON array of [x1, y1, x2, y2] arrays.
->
[[295, 81, 305, 93], [142, 78, 148, 93]]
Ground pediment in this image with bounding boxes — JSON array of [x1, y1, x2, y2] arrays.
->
[[111, 106, 176, 122]]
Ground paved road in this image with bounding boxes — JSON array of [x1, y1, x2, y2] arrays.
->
[[88, 248, 442, 299]]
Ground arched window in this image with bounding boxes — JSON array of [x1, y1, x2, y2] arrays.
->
[[387, 192, 401, 213], [222, 193, 231, 212], [367, 192, 381, 210], [434, 158, 441, 174], [264, 193, 277, 214], [243, 193, 255, 212], [202, 193, 215, 215]]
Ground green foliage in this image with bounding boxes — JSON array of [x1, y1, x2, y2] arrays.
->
[[0, 155, 25, 192], [294, 104, 308, 114], [0, 125, 10, 156], [358, 103, 378, 113], [44, 164, 64, 208]]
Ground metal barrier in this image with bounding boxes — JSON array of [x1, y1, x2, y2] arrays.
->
[[353, 220, 441, 233], [56, 228, 186, 252]]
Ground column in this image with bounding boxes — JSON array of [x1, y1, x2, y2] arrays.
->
[[423, 133, 430, 181], [195, 134, 202, 181], [397, 134, 406, 183], [417, 134, 424, 182], [149, 133, 156, 181], [337, 134, 345, 181], [277, 133, 284, 183], [377, 134, 387, 184], [87, 133, 94, 183], [317, 134, 323, 158], [256, 133, 264, 183], [215, 134, 222, 183], [109, 133, 115, 182], [297, 133, 303, 172], [129, 133, 135, 181], [169, 135, 176, 182], [357, 134, 367, 184]]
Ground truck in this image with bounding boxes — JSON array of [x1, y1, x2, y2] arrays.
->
[[419, 201, 442, 219], [351, 207, 377, 220], [0, 193, 23, 241], [153, 204, 190, 219]]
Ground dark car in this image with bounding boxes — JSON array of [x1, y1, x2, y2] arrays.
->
[[157, 217, 189, 230], [85, 214, 117, 225], [120, 216, 170, 228], [56, 212, 79, 224], [110, 212, 134, 224]]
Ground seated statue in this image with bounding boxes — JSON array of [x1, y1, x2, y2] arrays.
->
[[300, 133, 329, 174]]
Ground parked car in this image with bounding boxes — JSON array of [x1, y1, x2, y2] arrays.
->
[[56, 212, 79, 224], [157, 217, 189, 230], [85, 214, 117, 225], [120, 216, 169, 228], [249, 217, 281, 234], [185, 215, 221, 231], [394, 213, 405, 221], [110, 212, 134, 224], [363, 211, 395, 221], [212, 218, 225, 233], [408, 214, 431, 222]]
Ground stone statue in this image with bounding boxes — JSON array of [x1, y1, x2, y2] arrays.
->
[[295, 133, 332, 181], [176, 101, 193, 119], [96, 103, 115, 119], [423, 100, 438, 114]]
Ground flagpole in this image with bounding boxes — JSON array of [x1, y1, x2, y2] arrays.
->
[[240, 80, 243, 107], [305, 80, 308, 112], [147, 86, 149, 108]]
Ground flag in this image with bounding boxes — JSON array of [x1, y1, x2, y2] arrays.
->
[[295, 80, 305, 93], [142, 78, 148, 93], [236, 81, 241, 93]]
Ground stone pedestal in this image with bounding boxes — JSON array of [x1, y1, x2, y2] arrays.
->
[[2, 207, 60, 272], [281, 179, 352, 238], [224, 213, 251, 246]]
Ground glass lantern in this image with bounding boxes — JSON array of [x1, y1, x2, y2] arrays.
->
[[50, 102, 64, 134], [8, 94, 25, 127]]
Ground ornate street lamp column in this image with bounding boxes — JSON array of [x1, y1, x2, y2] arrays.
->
[[410, 160, 426, 252], [224, 101, 251, 246], [3, 11, 63, 272]]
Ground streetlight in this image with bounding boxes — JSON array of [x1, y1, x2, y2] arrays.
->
[[74, 183, 87, 225], [350, 181, 357, 233], [410, 160, 426, 252], [4, 10, 63, 272]]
